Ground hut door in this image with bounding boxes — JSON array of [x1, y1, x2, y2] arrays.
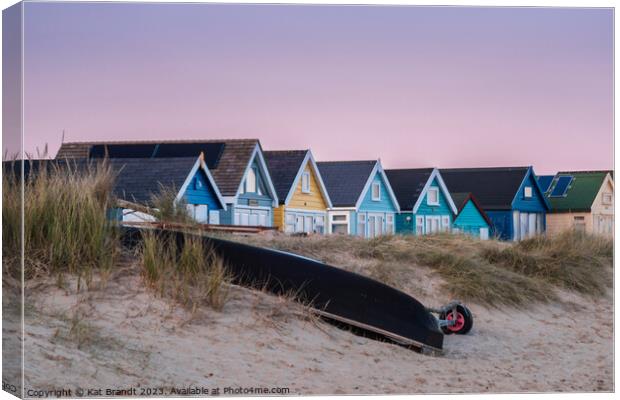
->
[[527, 214, 537, 237], [304, 216, 313, 233], [295, 215, 304, 232]]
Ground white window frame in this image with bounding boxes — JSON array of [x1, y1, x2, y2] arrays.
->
[[330, 212, 350, 234], [524, 186, 533, 198], [371, 182, 381, 201], [301, 171, 311, 194], [603, 193, 613, 205], [427, 188, 439, 206]]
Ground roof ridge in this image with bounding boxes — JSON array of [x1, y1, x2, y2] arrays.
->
[[441, 166, 530, 172], [385, 167, 435, 172], [264, 149, 308, 154], [317, 160, 377, 164], [61, 138, 259, 145], [557, 170, 612, 175]]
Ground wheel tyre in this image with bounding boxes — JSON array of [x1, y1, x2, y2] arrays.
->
[[439, 304, 473, 335]]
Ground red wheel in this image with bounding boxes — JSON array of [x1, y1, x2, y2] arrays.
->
[[445, 311, 466, 332], [439, 304, 473, 335]]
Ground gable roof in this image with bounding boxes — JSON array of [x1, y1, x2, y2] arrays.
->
[[440, 167, 531, 210], [317, 160, 377, 207], [55, 139, 265, 198], [264, 150, 308, 203], [264, 150, 333, 208], [450, 192, 493, 226], [546, 170, 612, 212], [537, 175, 555, 193], [386, 168, 456, 214], [385, 168, 434, 210]]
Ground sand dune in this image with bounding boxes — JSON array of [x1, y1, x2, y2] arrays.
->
[[6, 262, 611, 395]]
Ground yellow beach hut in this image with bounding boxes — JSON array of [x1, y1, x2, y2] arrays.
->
[[264, 150, 333, 234]]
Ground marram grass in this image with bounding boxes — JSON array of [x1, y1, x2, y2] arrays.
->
[[139, 231, 231, 310], [3, 160, 119, 283]]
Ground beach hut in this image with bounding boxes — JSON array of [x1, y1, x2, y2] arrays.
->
[[440, 167, 550, 241], [56, 139, 279, 226], [264, 150, 332, 234], [450, 192, 492, 240], [11, 156, 228, 224], [317, 160, 400, 237], [109, 155, 227, 223], [385, 168, 458, 235], [541, 171, 614, 236]]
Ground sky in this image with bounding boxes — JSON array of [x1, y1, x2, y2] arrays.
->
[[4, 3, 614, 173]]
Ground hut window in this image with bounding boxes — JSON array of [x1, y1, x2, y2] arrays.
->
[[603, 193, 612, 205], [427, 188, 439, 205], [371, 183, 381, 201], [331, 213, 349, 234], [524, 186, 533, 198], [301, 172, 311, 193], [245, 168, 257, 193]]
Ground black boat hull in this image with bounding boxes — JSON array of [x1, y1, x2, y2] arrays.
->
[[121, 227, 444, 351]]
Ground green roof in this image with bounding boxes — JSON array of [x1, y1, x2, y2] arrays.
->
[[546, 171, 610, 212]]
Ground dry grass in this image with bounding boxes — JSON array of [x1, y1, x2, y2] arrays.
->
[[2, 159, 119, 283], [230, 231, 613, 307], [481, 231, 613, 295], [148, 184, 194, 224], [139, 231, 231, 310]]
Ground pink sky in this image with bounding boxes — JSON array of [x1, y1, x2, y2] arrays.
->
[[6, 4, 614, 174]]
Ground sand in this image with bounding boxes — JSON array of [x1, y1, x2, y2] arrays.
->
[[4, 262, 613, 395]]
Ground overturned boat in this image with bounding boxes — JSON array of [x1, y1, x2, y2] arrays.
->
[[121, 227, 472, 352]]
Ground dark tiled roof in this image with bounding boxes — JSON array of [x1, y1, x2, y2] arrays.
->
[[264, 150, 308, 204], [108, 158, 198, 205], [440, 167, 529, 210], [55, 139, 260, 196], [3, 157, 199, 206], [317, 160, 376, 207], [3, 158, 93, 180], [384, 168, 434, 210], [450, 191, 493, 226], [450, 192, 472, 210], [208, 140, 259, 196]]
